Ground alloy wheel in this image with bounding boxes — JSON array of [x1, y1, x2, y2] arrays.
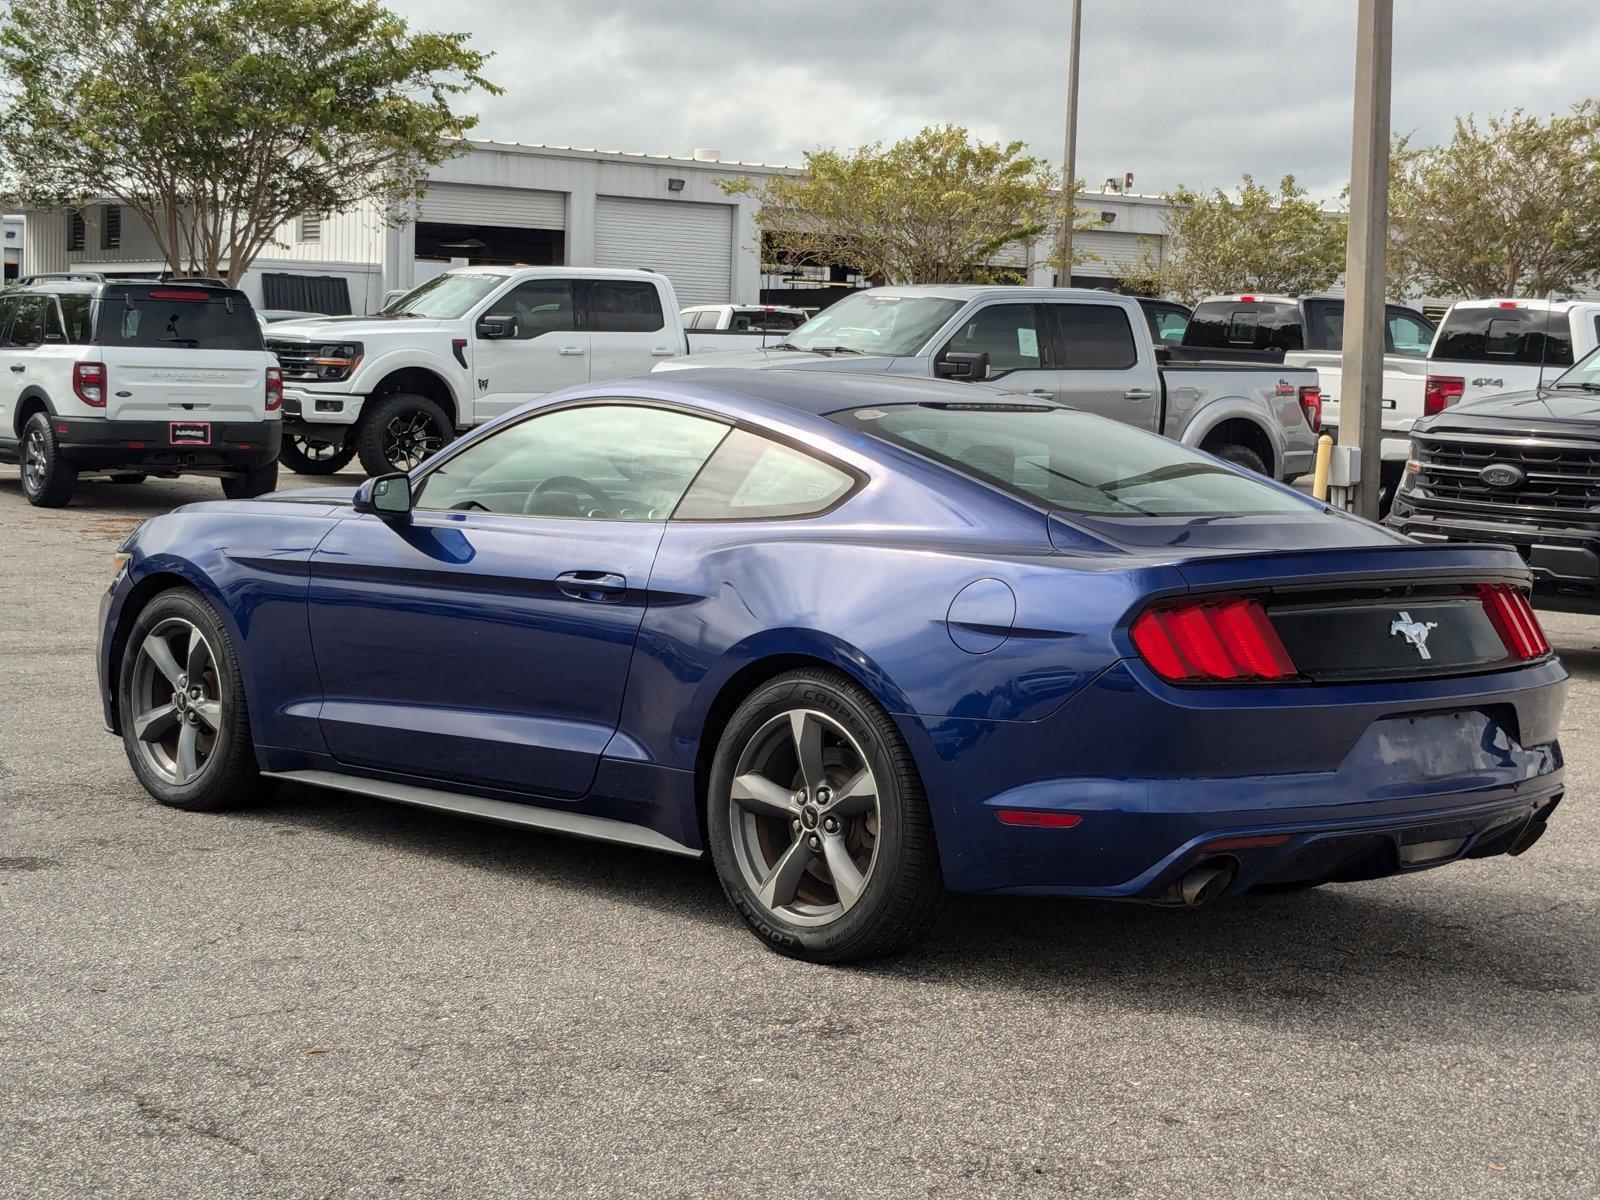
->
[[292, 435, 346, 464], [21, 427, 46, 494], [129, 617, 223, 786], [728, 709, 881, 926], [383, 411, 443, 471]]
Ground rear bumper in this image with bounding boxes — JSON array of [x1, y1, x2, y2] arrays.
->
[[51, 416, 280, 472]]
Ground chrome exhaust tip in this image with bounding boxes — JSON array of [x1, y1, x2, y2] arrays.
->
[[1178, 861, 1236, 908]]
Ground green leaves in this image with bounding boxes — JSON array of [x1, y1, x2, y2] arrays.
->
[[1389, 102, 1600, 298], [0, 0, 498, 281]]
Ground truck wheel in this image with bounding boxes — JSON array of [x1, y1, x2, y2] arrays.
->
[[19, 412, 78, 507], [278, 434, 355, 475], [356, 393, 451, 475], [221, 461, 278, 499], [1211, 443, 1268, 476], [707, 668, 945, 963]]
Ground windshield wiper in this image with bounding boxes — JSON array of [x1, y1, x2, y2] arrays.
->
[[157, 336, 199, 347], [1552, 381, 1600, 393], [771, 341, 802, 351], [810, 345, 866, 356]]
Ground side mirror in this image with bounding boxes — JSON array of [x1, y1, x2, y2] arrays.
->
[[935, 351, 989, 381], [353, 472, 413, 520], [475, 314, 517, 340]]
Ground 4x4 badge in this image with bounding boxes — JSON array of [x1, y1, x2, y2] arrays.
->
[[1390, 611, 1438, 660]]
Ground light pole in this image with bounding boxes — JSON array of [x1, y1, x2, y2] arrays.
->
[[1337, 0, 1393, 520], [1058, 0, 1082, 286]]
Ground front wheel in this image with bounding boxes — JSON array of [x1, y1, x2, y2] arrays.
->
[[118, 588, 272, 811], [221, 461, 278, 499], [355, 393, 452, 476], [707, 669, 944, 963], [278, 434, 355, 475]]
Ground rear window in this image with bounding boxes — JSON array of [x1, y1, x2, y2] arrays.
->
[[731, 309, 805, 332], [831, 403, 1306, 518], [1433, 306, 1574, 367], [94, 288, 263, 351], [1184, 301, 1303, 352]]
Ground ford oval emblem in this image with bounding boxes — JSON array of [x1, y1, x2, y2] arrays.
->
[[1479, 463, 1525, 490]]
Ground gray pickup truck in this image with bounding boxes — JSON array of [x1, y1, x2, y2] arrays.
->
[[655, 286, 1320, 480]]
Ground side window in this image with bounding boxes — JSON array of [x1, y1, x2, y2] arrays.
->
[[42, 297, 68, 343], [681, 310, 702, 330], [58, 295, 94, 344], [942, 304, 1043, 376], [9, 297, 45, 347], [1386, 309, 1434, 357], [414, 404, 727, 519], [584, 280, 665, 333], [674, 427, 857, 520], [0, 295, 18, 346], [1149, 307, 1188, 344], [1054, 303, 1139, 370], [485, 280, 577, 340]]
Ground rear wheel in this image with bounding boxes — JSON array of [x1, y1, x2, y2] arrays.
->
[[355, 393, 451, 476], [1210, 442, 1268, 476], [118, 588, 271, 811], [221, 461, 278, 499], [707, 669, 944, 963], [278, 434, 355, 475], [19, 412, 77, 507]]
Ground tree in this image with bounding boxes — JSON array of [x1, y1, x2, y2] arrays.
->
[[1134, 174, 1345, 303], [1389, 102, 1600, 298], [724, 125, 1083, 286], [0, 0, 497, 283]]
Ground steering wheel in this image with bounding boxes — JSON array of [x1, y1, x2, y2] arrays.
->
[[527, 475, 617, 517]]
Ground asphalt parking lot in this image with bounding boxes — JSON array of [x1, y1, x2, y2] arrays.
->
[[1, 471, 1597, 1200]]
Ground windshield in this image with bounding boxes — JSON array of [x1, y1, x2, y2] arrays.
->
[[1552, 346, 1600, 389], [832, 403, 1309, 518], [784, 293, 961, 356], [380, 273, 504, 319]]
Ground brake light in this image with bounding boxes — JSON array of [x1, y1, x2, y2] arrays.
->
[[73, 361, 107, 407], [265, 365, 283, 412], [1297, 384, 1322, 432], [1130, 596, 1297, 683], [1424, 375, 1464, 415], [1473, 584, 1549, 661], [1497, 300, 1520, 309], [149, 289, 211, 302], [1238, 295, 1257, 302]]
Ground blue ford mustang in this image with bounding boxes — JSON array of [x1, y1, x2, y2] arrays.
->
[[99, 369, 1567, 961]]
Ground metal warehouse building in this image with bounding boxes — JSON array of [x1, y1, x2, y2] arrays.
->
[[18, 140, 1171, 314]]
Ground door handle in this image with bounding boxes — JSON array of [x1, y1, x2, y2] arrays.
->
[[558, 346, 586, 356], [1026, 388, 1054, 397], [8, 365, 22, 373], [651, 347, 677, 356], [555, 570, 627, 601], [1124, 388, 1153, 400]]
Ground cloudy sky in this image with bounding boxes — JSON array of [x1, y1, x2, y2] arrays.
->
[[389, 0, 1596, 200]]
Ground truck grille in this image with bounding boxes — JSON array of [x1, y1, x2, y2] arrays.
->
[[265, 338, 319, 382], [1412, 430, 1600, 525]]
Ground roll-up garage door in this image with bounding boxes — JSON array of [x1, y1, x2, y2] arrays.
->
[[418, 184, 566, 230], [593, 196, 733, 306], [1076, 231, 1157, 276]]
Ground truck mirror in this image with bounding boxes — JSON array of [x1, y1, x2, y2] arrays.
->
[[475, 315, 517, 340], [936, 351, 989, 381]]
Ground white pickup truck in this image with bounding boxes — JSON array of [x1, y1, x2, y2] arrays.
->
[[265, 266, 688, 476], [657, 286, 1321, 481], [1175, 294, 1437, 510], [1426, 298, 1600, 407], [683, 304, 808, 354]]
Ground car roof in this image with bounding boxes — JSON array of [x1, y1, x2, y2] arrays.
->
[[635, 366, 1040, 417], [443, 265, 666, 281], [1446, 298, 1600, 314], [863, 284, 1131, 304]]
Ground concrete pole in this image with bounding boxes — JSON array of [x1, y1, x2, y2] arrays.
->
[[1057, 0, 1082, 287], [1337, 0, 1393, 520]]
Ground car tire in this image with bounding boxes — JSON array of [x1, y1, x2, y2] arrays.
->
[[19, 411, 78, 507], [221, 461, 278, 499], [1210, 442, 1269, 476], [355, 393, 452, 476], [278, 434, 356, 475], [707, 668, 944, 963], [117, 587, 272, 812]]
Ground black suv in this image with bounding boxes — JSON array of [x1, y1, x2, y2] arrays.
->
[[1387, 345, 1600, 609]]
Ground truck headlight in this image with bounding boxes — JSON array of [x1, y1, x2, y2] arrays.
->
[[311, 343, 363, 381]]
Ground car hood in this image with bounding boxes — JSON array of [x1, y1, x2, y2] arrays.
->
[[263, 315, 447, 341], [1424, 386, 1600, 430], [655, 347, 896, 373], [261, 485, 356, 505]]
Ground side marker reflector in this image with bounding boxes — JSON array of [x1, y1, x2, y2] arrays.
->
[[996, 809, 1083, 828]]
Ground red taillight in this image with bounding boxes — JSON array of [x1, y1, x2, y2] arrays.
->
[[1474, 584, 1549, 661], [1497, 300, 1520, 309], [1131, 596, 1297, 683], [1425, 375, 1464, 415], [995, 809, 1083, 828], [149, 288, 211, 302], [73, 361, 107, 407], [1238, 295, 1257, 302], [1297, 384, 1322, 433], [265, 365, 283, 412]]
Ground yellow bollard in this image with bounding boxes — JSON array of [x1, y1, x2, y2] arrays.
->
[[1311, 434, 1334, 502]]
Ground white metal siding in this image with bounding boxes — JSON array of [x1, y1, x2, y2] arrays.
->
[[1077, 231, 1158, 275], [419, 184, 565, 230], [593, 196, 732, 305]]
